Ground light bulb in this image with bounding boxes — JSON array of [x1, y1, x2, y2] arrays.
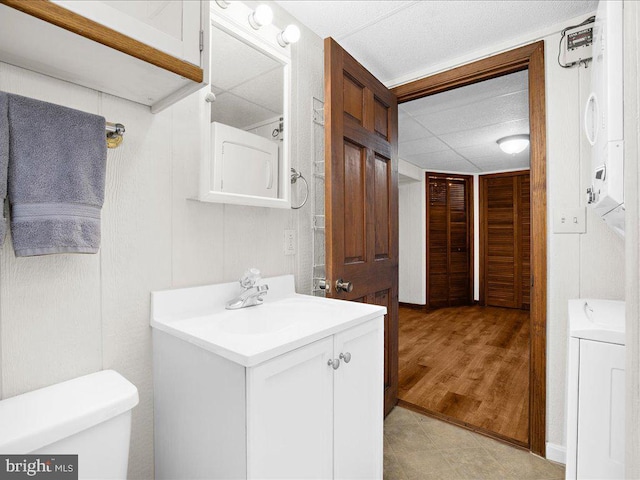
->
[[497, 135, 529, 154], [248, 4, 273, 29], [277, 24, 301, 47]]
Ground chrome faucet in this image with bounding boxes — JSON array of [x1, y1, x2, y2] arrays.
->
[[226, 268, 269, 310]]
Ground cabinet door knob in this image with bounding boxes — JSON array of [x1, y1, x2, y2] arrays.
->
[[327, 358, 340, 370], [204, 92, 217, 103], [339, 352, 351, 363]]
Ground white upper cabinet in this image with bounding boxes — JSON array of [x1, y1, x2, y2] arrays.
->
[[54, 1, 202, 65], [0, 0, 209, 112], [197, 1, 292, 208]]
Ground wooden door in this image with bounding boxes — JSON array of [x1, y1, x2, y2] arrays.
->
[[480, 171, 530, 309], [324, 38, 399, 415], [333, 319, 384, 479], [426, 173, 473, 308]]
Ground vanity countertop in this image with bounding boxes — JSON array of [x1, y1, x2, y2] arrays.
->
[[150, 275, 386, 367]]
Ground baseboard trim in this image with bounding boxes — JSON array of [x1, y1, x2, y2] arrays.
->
[[398, 302, 427, 310], [546, 442, 566, 464]]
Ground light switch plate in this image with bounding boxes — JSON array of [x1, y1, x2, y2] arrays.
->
[[284, 229, 296, 255], [553, 208, 586, 234]]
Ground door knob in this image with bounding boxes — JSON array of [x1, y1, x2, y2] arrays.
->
[[339, 352, 351, 363], [335, 279, 353, 293], [204, 92, 217, 103], [327, 358, 340, 370]]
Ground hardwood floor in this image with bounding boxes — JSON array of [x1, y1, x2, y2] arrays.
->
[[398, 305, 530, 445]]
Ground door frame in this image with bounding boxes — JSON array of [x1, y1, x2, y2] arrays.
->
[[479, 170, 531, 308], [425, 172, 474, 308], [391, 41, 547, 456]]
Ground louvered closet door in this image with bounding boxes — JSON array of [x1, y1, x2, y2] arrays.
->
[[426, 173, 472, 309], [480, 172, 530, 309]]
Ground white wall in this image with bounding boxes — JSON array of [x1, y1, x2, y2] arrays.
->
[[396, 26, 626, 456], [624, 2, 640, 477], [0, 4, 323, 479], [398, 159, 426, 304], [545, 29, 625, 455]]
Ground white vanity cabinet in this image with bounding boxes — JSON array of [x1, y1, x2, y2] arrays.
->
[[248, 319, 383, 479], [151, 275, 385, 480]]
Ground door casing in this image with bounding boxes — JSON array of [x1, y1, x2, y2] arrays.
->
[[391, 41, 547, 457]]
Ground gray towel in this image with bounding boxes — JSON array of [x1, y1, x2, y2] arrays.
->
[[7, 94, 107, 256], [0, 93, 7, 247]]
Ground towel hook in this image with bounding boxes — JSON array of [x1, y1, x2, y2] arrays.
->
[[106, 122, 125, 149], [290, 167, 308, 210]]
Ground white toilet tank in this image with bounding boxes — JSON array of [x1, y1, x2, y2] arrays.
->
[[0, 370, 139, 480]]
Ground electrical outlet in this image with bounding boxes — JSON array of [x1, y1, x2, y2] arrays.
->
[[284, 229, 296, 255], [553, 208, 586, 234]]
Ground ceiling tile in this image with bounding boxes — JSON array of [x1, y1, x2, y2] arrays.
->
[[472, 150, 530, 172], [210, 25, 281, 91], [401, 70, 528, 117], [230, 67, 283, 114], [399, 136, 449, 157], [274, 1, 415, 40], [412, 90, 529, 135], [211, 92, 280, 129], [399, 111, 432, 142], [439, 118, 530, 150]]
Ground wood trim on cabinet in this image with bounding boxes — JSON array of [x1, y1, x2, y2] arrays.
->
[[1, 0, 204, 84], [394, 41, 547, 457]]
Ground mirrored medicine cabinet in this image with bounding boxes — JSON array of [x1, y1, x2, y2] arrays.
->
[[197, 2, 292, 208]]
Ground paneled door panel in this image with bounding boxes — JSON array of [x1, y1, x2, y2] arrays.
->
[[426, 173, 473, 308], [480, 171, 531, 309], [325, 38, 399, 415]]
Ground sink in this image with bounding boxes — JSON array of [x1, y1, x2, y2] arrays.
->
[[150, 275, 386, 367], [218, 312, 298, 335]]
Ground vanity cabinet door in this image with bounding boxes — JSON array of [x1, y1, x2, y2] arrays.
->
[[246, 337, 334, 480], [333, 317, 384, 480], [54, 0, 203, 65]]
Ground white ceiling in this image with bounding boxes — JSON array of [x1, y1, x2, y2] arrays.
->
[[275, 1, 599, 174], [399, 70, 529, 173], [276, 1, 597, 85]]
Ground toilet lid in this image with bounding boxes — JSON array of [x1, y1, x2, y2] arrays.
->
[[0, 370, 139, 454]]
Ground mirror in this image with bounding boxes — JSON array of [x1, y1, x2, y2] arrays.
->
[[198, 6, 291, 209], [210, 25, 284, 134]]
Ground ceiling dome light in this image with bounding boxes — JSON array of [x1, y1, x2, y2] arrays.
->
[[248, 4, 273, 29], [277, 24, 301, 47], [497, 134, 530, 154]]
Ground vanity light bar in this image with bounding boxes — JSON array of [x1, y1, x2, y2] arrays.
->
[[214, 0, 301, 47]]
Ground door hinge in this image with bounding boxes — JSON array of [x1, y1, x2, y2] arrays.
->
[[199, 30, 204, 52]]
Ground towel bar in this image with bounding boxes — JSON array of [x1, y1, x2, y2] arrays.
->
[[106, 122, 125, 149]]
